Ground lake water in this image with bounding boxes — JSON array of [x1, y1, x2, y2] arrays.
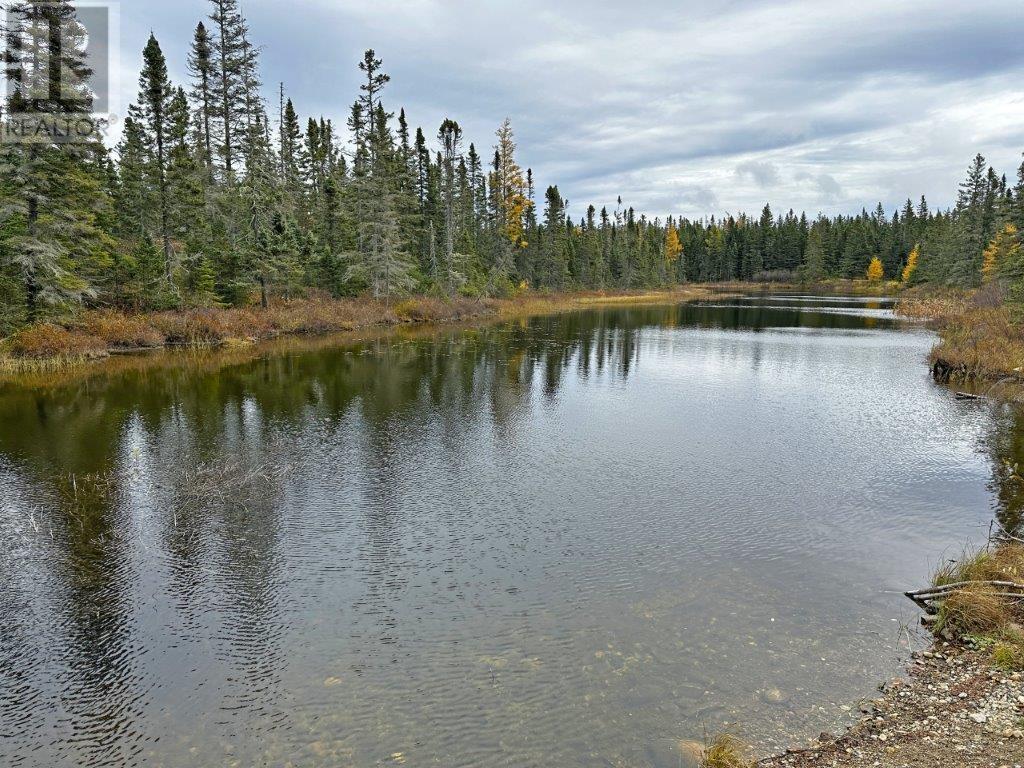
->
[[0, 294, 1017, 767]]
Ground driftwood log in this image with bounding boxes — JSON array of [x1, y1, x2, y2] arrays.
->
[[954, 391, 985, 401], [904, 580, 1024, 615]]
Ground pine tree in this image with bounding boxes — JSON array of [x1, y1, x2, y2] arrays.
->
[[208, 0, 247, 181], [114, 115, 151, 239], [539, 185, 569, 288], [490, 119, 530, 289], [438, 118, 465, 292], [0, 0, 112, 318], [339, 51, 418, 302], [137, 34, 175, 280], [279, 97, 306, 208], [187, 22, 215, 175], [952, 154, 992, 285]]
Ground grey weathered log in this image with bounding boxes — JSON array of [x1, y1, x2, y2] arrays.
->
[[906, 580, 1024, 598], [904, 580, 1024, 615]]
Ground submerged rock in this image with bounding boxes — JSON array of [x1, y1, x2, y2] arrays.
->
[[677, 738, 705, 766], [761, 687, 791, 705]]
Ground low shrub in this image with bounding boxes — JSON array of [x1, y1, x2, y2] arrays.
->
[[75, 310, 165, 349], [150, 310, 231, 345], [929, 307, 1024, 378], [937, 586, 1012, 636], [992, 635, 1024, 671], [5, 323, 107, 359]]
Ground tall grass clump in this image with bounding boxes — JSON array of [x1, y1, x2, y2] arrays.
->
[[928, 545, 1024, 666], [700, 734, 753, 768]]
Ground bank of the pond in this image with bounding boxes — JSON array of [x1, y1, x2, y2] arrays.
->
[[749, 543, 1024, 766], [0, 278, 907, 372], [756, 644, 1024, 768], [897, 287, 1024, 388], [0, 286, 725, 372]]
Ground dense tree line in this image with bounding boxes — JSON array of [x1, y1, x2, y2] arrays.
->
[[3, 0, 1024, 335]]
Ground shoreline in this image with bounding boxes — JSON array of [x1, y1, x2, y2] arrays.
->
[[0, 279, 900, 375], [0, 287, 725, 375], [758, 642, 1023, 768], [896, 288, 1024, 396], [752, 292, 1024, 768]]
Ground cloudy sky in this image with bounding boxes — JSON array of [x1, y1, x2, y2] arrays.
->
[[117, 0, 1024, 221]]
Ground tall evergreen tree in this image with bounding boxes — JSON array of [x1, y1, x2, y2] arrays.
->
[[0, 0, 112, 318], [137, 34, 175, 280], [438, 118, 464, 292], [187, 22, 215, 174]]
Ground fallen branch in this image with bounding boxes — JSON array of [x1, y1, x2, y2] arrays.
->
[[954, 391, 985, 400], [904, 580, 1024, 614], [907, 580, 1024, 596]]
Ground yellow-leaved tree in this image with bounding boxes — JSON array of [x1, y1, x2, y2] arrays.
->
[[665, 222, 683, 267], [982, 224, 1020, 282], [901, 245, 919, 283], [866, 257, 884, 282], [493, 118, 531, 250]]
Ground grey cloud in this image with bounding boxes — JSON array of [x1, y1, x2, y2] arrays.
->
[[795, 172, 843, 204], [675, 186, 720, 214], [736, 161, 781, 188], [126, 0, 1024, 220]]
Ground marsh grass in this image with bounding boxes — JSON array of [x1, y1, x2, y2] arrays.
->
[[925, 305, 1024, 379], [895, 286, 1024, 380], [1, 323, 108, 360], [700, 734, 753, 768], [0, 288, 720, 372], [175, 456, 291, 516], [0, 295, 497, 369], [931, 544, 1024, 587], [894, 285, 970, 321], [929, 545, 1024, 665]]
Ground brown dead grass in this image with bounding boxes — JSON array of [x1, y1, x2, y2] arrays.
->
[[928, 307, 1024, 378], [0, 295, 500, 363], [0, 288, 722, 368], [894, 285, 1024, 380], [4, 323, 108, 360], [933, 544, 1024, 587], [930, 545, 1024, 654], [939, 586, 1015, 636], [894, 285, 971, 321]]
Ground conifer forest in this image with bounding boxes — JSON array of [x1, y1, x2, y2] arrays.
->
[[3, 0, 1023, 338]]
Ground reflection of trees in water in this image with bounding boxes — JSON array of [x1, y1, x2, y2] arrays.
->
[[0, 453, 144, 765], [0, 377, 293, 760], [5, 302, 905, 760], [983, 404, 1024, 535]]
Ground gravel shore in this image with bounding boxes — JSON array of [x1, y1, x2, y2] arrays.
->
[[759, 644, 1023, 768]]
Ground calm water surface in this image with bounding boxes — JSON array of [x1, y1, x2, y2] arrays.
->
[[0, 294, 1020, 767]]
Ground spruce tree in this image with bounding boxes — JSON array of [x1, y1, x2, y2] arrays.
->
[[438, 118, 465, 292], [187, 22, 215, 175], [0, 0, 111, 318], [137, 34, 175, 281], [208, 0, 247, 181]]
